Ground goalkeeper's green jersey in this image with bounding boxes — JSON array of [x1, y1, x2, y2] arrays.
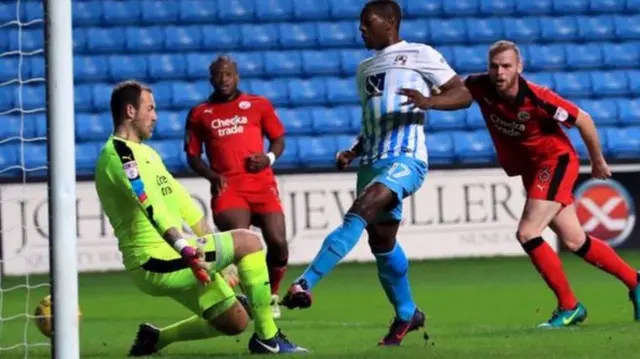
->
[[94, 136, 204, 270]]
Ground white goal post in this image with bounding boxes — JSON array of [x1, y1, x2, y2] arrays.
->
[[45, 0, 79, 357]]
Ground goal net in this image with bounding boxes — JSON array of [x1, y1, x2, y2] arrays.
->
[[0, 0, 57, 356]]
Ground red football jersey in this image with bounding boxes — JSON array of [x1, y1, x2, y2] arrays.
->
[[465, 74, 580, 176], [184, 93, 285, 185]]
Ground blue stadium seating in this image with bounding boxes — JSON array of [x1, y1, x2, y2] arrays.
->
[[503, 17, 540, 42], [407, 0, 443, 16], [578, 16, 615, 41], [301, 50, 341, 76], [453, 131, 496, 164], [76, 142, 99, 175], [109, 55, 148, 82], [103, 1, 142, 26], [429, 19, 467, 44], [607, 126, 640, 158], [2, 0, 640, 176], [76, 113, 112, 142], [256, 0, 293, 21], [602, 42, 639, 68], [264, 51, 302, 76], [310, 107, 351, 134], [0, 58, 18, 83], [179, 0, 216, 23], [0, 116, 22, 140], [426, 132, 454, 165], [565, 43, 602, 70], [155, 111, 186, 139], [242, 24, 278, 49], [22, 142, 48, 178], [429, 110, 467, 131], [125, 26, 165, 52], [202, 25, 241, 51], [143, 0, 179, 24], [618, 98, 640, 125], [298, 136, 336, 168], [279, 23, 316, 48], [0, 144, 18, 177], [72, 1, 102, 27], [219, 0, 255, 22], [172, 81, 209, 109], [279, 108, 312, 135], [400, 20, 429, 44]]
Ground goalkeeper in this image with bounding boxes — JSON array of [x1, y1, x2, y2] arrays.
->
[[94, 80, 307, 356]]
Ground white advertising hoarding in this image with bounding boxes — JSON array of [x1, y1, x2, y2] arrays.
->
[[0, 167, 557, 275]]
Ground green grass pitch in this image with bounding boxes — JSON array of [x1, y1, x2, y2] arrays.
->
[[2, 251, 640, 358]]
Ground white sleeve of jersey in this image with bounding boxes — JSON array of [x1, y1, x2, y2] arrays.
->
[[355, 65, 365, 136], [415, 45, 457, 88]]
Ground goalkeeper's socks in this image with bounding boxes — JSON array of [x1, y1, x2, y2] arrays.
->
[[574, 235, 639, 289], [237, 251, 279, 340], [299, 213, 367, 289], [374, 242, 417, 322], [157, 315, 221, 349], [522, 237, 578, 310]]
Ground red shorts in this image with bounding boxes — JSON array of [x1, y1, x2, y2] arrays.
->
[[211, 182, 283, 215], [521, 153, 579, 206]]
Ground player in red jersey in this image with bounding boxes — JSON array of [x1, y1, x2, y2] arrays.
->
[[464, 40, 640, 328], [184, 56, 288, 318]]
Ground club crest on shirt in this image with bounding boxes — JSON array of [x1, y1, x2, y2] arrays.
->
[[123, 161, 139, 179], [393, 54, 407, 66], [517, 111, 531, 122], [365, 73, 386, 98], [554, 107, 569, 122], [538, 167, 551, 182], [239, 101, 251, 110]]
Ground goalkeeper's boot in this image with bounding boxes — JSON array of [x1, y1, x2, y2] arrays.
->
[[237, 294, 253, 320], [248, 329, 309, 354], [280, 279, 312, 310], [537, 303, 587, 328], [628, 272, 640, 321], [128, 323, 160, 357], [271, 294, 282, 319], [378, 309, 426, 346]]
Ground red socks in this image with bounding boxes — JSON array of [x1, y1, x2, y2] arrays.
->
[[523, 237, 578, 310], [575, 235, 639, 290], [268, 265, 287, 295]]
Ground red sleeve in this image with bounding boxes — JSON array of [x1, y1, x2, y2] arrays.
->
[[260, 98, 285, 140], [463, 73, 486, 101], [184, 107, 204, 157], [531, 85, 580, 128]]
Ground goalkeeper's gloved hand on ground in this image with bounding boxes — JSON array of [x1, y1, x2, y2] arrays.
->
[[174, 239, 211, 285]]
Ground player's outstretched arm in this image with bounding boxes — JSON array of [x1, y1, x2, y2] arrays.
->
[[574, 110, 611, 179]]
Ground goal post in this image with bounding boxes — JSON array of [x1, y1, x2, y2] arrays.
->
[[45, 0, 80, 357]]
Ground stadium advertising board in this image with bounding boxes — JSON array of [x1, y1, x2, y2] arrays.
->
[[568, 164, 640, 250], [1, 167, 558, 275]]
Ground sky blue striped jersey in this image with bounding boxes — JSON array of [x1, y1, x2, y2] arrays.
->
[[356, 41, 457, 165]]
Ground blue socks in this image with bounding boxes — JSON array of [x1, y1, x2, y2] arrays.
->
[[299, 213, 367, 289], [375, 242, 416, 322]]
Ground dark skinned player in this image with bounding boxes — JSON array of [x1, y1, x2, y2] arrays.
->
[[281, 0, 473, 346], [185, 56, 288, 318]]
